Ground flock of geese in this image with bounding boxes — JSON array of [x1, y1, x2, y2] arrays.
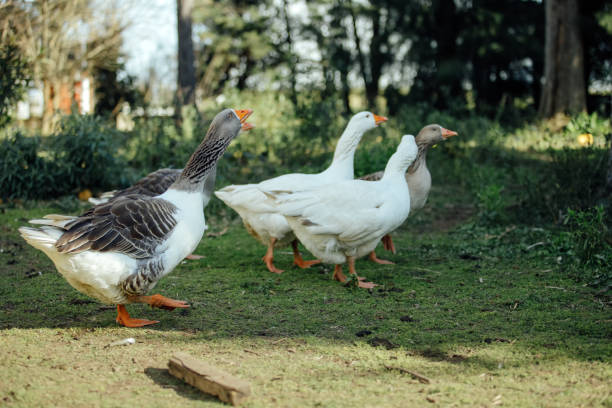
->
[[19, 108, 457, 327]]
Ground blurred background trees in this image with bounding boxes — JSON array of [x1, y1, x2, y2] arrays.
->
[[0, 0, 611, 282], [1, 0, 610, 128]]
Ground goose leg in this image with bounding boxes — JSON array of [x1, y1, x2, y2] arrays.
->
[[115, 305, 159, 327], [332, 265, 347, 282], [382, 234, 396, 254], [263, 237, 284, 274], [292, 240, 321, 268], [369, 251, 395, 265], [348, 257, 377, 289], [133, 294, 190, 310]]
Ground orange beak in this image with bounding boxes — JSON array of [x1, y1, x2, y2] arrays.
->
[[441, 127, 458, 139], [241, 122, 254, 131], [373, 114, 388, 126], [233, 109, 253, 123]]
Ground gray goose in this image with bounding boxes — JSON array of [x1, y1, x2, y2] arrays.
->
[[19, 108, 254, 327], [87, 170, 204, 260], [360, 124, 458, 263]]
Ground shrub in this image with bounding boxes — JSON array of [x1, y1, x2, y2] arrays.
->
[[0, 132, 59, 200], [552, 206, 612, 291], [50, 114, 130, 194]]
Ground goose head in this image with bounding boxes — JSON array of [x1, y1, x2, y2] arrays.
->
[[346, 111, 388, 133], [415, 124, 458, 147], [208, 108, 254, 142]]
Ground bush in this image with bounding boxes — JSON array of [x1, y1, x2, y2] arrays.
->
[[0, 115, 131, 200], [0, 132, 59, 200], [50, 114, 130, 194], [551, 206, 612, 291]]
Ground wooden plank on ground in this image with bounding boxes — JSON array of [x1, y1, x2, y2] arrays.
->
[[168, 352, 251, 406]]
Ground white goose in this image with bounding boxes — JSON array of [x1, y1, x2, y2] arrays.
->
[[360, 124, 457, 263], [19, 108, 253, 327], [215, 111, 387, 274], [270, 135, 419, 288]]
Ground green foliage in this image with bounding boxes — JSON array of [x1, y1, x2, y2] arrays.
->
[[563, 206, 610, 266], [0, 115, 129, 200], [0, 41, 30, 129], [50, 115, 129, 193], [543, 206, 612, 291], [125, 115, 200, 173], [518, 145, 609, 221], [565, 112, 611, 137], [0, 132, 58, 200]]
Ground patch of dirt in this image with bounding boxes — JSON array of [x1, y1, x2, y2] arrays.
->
[[407, 202, 475, 233], [355, 330, 372, 337], [368, 337, 397, 349]]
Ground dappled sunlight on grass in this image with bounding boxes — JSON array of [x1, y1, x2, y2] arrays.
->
[[1, 198, 610, 406]]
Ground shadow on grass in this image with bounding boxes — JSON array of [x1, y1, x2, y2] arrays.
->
[[144, 367, 222, 404]]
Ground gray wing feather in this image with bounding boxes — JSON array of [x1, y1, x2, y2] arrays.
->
[[111, 168, 181, 199], [55, 195, 178, 258]]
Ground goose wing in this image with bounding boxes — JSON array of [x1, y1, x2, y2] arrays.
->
[[274, 181, 391, 244], [55, 195, 178, 258]]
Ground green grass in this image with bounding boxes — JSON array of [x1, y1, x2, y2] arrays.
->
[[0, 188, 610, 407]]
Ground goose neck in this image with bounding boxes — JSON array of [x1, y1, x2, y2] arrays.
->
[[331, 124, 366, 164], [407, 145, 428, 175], [172, 137, 229, 192]]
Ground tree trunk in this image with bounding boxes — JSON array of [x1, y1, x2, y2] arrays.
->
[[282, 0, 298, 106], [348, 1, 373, 109], [538, 0, 587, 118], [605, 144, 612, 198], [176, 0, 196, 110]]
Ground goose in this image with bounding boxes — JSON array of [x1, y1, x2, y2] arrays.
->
[[360, 124, 457, 263], [19, 108, 253, 327], [215, 111, 387, 274], [84, 112, 253, 258], [269, 135, 419, 288]]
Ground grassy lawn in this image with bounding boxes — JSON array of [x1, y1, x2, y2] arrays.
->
[[0, 188, 610, 407]]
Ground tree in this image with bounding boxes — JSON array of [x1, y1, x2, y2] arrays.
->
[[1, 0, 126, 132], [0, 40, 29, 128], [177, 0, 196, 110], [538, 0, 587, 118], [192, 0, 277, 98]]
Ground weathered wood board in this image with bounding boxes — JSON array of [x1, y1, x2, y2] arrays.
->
[[168, 352, 251, 406]]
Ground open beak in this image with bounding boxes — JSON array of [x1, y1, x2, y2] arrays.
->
[[233, 109, 253, 123], [441, 127, 458, 139], [241, 122, 254, 131], [373, 114, 388, 126]]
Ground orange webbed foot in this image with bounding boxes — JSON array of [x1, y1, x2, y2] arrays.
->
[[263, 255, 284, 274], [185, 254, 204, 260], [357, 280, 378, 289], [291, 241, 321, 269], [369, 251, 395, 265], [145, 294, 190, 310], [263, 238, 284, 274], [115, 305, 159, 327], [294, 257, 321, 269]]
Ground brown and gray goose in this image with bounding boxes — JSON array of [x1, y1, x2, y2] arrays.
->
[[19, 108, 253, 327], [360, 124, 457, 263]]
